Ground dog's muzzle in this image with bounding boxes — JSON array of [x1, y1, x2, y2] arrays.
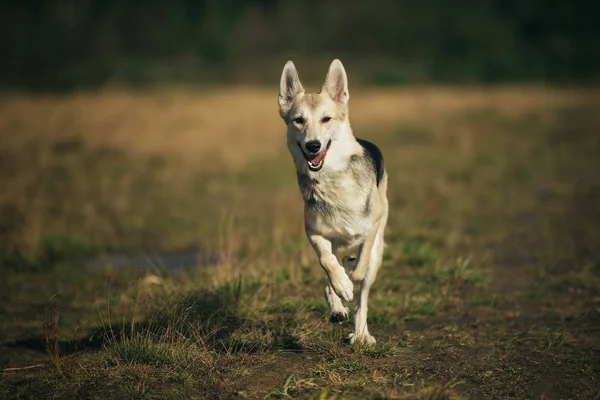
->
[[299, 140, 331, 171]]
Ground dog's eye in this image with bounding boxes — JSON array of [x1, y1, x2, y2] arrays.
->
[[321, 116, 332, 123], [293, 117, 305, 124]]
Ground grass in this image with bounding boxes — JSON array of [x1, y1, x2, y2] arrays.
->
[[1, 86, 600, 399]]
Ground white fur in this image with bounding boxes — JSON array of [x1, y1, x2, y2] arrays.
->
[[278, 60, 389, 346]]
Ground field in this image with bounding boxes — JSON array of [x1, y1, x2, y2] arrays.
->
[[1, 86, 599, 399]]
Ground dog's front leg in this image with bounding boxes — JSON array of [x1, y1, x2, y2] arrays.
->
[[325, 279, 350, 323], [308, 234, 354, 302]]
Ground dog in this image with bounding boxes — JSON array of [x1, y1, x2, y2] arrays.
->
[[278, 59, 389, 345]]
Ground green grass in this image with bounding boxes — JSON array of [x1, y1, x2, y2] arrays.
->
[[108, 336, 182, 366], [401, 235, 439, 267], [1, 88, 599, 399]]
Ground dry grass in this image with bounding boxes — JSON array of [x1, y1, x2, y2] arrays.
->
[[1, 86, 599, 399], [0, 86, 593, 162]]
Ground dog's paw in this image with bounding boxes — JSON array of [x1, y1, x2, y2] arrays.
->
[[348, 332, 376, 346], [329, 307, 350, 324], [330, 270, 354, 302]]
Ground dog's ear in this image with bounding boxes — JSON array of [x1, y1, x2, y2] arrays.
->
[[322, 59, 349, 104], [279, 61, 304, 117]]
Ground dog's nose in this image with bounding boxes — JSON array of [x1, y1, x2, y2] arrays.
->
[[305, 140, 321, 153]]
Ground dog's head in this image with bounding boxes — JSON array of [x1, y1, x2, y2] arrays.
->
[[278, 60, 351, 172]]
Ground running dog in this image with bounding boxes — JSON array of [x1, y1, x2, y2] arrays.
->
[[278, 59, 388, 345]]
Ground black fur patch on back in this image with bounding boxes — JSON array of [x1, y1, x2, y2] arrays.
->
[[356, 138, 384, 187]]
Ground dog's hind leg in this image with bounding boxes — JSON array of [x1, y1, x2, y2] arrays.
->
[[347, 217, 382, 282], [349, 214, 387, 345]]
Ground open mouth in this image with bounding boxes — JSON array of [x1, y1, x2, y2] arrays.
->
[[298, 140, 332, 171]]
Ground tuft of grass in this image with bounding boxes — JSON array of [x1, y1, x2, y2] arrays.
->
[[370, 310, 399, 326], [352, 340, 405, 358], [43, 301, 63, 375], [424, 258, 486, 287], [402, 236, 439, 267], [108, 335, 175, 366], [412, 301, 439, 317], [332, 361, 368, 372]]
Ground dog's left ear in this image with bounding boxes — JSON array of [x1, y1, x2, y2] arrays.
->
[[322, 59, 349, 104]]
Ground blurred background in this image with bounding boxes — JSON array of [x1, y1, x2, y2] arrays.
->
[[1, 0, 599, 90], [2, 2, 600, 398]]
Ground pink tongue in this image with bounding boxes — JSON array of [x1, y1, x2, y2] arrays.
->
[[310, 149, 327, 164]]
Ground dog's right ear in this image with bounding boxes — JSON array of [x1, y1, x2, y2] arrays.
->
[[278, 61, 304, 118]]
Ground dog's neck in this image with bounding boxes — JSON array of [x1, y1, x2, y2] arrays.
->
[[315, 121, 361, 174]]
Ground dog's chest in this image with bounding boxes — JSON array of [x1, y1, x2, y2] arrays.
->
[[298, 172, 373, 244]]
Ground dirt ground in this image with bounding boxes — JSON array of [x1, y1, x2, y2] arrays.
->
[[1, 87, 599, 399]]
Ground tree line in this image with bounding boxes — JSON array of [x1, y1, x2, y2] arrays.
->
[[1, 0, 598, 90]]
